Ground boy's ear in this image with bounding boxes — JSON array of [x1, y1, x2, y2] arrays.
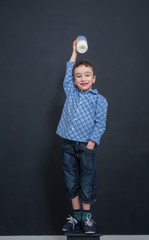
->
[[93, 75, 96, 84]]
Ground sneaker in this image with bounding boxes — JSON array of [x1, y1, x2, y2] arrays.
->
[[62, 215, 81, 232], [83, 213, 96, 234]]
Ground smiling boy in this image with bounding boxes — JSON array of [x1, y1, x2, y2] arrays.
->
[[74, 63, 96, 93], [56, 39, 108, 234]]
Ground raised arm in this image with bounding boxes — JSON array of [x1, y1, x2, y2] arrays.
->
[[63, 39, 78, 97], [70, 39, 78, 62]]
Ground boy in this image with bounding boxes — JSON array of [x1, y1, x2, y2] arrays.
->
[[56, 39, 108, 234]]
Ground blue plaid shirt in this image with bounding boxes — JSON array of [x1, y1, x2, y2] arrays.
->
[[56, 61, 108, 145]]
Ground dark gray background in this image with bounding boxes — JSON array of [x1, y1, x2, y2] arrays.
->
[[0, 0, 149, 235]]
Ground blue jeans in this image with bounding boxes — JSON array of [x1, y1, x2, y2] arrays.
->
[[62, 139, 97, 204]]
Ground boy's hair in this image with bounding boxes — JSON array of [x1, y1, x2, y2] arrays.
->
[[73, 60, 95, 76]]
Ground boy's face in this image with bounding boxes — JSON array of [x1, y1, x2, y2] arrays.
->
[[74, 65, 96, 92]]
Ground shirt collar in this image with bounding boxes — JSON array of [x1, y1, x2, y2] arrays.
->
[[77, 87, 98, 95], [89, 89, 98, 94]]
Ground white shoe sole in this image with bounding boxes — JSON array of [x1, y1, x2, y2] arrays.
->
[[85, 231, 95, 234], [62, 229, 67, 231]]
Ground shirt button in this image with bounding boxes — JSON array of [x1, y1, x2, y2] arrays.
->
[[77, 109, 79, 112], [72, 127, 74, 130], [80, 102, 82, 104], [74, 119, 76, 121]]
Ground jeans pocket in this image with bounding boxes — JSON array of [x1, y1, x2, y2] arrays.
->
[[82, 144, 96, 152]]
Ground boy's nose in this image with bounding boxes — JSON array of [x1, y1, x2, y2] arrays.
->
[[82, 76, 85, 81]]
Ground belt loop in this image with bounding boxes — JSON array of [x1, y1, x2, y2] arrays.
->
[[76, 141, 78, 147]]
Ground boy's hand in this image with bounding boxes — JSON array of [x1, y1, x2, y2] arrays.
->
[[86, 140, 96, 150], [70, 39, 78, 62], [72, 39, 78, 53]]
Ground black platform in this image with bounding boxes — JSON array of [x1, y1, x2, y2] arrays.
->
[[65, 229, 102, 240]]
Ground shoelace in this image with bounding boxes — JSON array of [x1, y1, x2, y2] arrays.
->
[[84, 213, 95, 227], [66, 215, 78, 230]]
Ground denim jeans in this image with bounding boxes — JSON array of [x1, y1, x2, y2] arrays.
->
[[61, 139, 97, 204]]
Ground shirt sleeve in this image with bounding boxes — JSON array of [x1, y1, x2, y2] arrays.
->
[[90, 95, 108, 145], [63, 61, 76, 97]]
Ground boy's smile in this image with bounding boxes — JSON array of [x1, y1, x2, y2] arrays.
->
[[74, 65, 96, 92]]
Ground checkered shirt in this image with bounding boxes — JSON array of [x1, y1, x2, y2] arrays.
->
[[56, 61, 108, 145]]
